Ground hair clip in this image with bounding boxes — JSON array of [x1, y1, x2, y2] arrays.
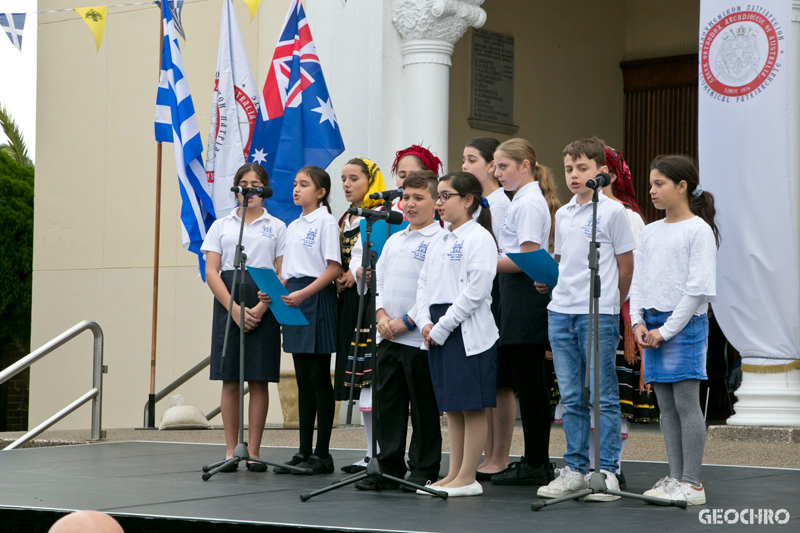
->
[[692, 184, 704, 198], [481, 197, 489, 208]]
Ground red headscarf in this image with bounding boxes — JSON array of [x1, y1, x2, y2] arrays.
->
[[605, 146, 641, 215], [391, 144, 444, 177]]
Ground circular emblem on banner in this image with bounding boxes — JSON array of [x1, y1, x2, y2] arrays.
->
[[701, 11, 780, 98]]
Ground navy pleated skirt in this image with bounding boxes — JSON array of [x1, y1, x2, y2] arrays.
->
[[282, 276, 338, 355], [427, 304, 497, 412], [210, 270, 281, 382]]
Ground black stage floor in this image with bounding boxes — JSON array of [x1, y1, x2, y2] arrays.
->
[[0, 442, 798, 532]]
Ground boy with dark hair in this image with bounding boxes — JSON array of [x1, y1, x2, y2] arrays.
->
[[355, 171, 445, 491], [536, 137, 636, 501]]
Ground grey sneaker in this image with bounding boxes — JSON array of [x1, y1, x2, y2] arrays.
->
[[536, 466, 589, 498]]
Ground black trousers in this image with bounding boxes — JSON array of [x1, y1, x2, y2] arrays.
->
[[375, 341, 442, 479], [502, 344, 551, 468]]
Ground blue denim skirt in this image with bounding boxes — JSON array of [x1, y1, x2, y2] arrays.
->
[[643, 309, 708, 384]]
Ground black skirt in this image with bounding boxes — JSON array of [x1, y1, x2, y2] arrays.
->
[[427, 304, 497, 412], [282, 277, 338, 355], [498, 272, 550, 347], [333, 286, 375, 400], [210, 270, 281, 382]]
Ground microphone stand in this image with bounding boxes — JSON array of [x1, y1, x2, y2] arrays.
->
[[531, 188, 684, 510], [300, 210, 446, 501], [202, 192, 308, 479]]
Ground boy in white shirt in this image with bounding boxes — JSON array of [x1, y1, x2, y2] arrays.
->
[[355, 172, 445, 491], [536, 137, 636, 501]]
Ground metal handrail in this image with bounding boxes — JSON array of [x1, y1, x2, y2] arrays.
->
[[0, 320, 104, 450], [142, 355, 210, 426]]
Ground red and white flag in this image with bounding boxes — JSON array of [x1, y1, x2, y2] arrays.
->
[[206, 0, 259, 216]]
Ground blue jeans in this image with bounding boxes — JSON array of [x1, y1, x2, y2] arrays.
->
[[548, 311, 621, 473]]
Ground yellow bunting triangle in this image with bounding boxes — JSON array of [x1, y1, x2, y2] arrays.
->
[[242, 0, 262, 21], [74, 6, 107, 52]]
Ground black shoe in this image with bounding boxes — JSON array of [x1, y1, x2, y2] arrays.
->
[[475, 469, 505, 482], [293, 454, 334, 475], [399, 472, 433, 493], [341, 459, 368, 474], [355, 477, 401, 491], [273, 453, 307, 474], [616, 470, 627, 490], [490, 459, 555, 486], [246, 461, 268, 473], [219, 459, 238, 473]]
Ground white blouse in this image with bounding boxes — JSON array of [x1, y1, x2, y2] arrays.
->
[[201, 208, 286, 271], [497, 181, 551, 257], [629, 216, 717, 341], [472, 187, 511, 239], [281, 206, 341, 280]]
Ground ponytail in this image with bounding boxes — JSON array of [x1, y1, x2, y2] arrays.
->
[[651, 155, 720, 247], [439, 171, 496, 244], [496, 138, 561, 252]]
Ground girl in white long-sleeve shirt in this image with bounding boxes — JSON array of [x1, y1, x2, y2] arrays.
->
[[414, 172, 498, 498], [630, 155, 719, 506]]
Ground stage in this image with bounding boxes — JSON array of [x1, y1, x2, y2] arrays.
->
[[0, 441, 797, 532]]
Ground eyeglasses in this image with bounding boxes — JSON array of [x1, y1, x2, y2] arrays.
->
[[433, 192, 464, 203]]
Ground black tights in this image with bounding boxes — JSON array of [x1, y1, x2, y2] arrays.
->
[[505, 344, 551, 468], [293, 353, 335, 458]]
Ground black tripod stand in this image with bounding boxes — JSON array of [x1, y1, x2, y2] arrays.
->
[[300, 209, 446, 501], [202, 192, 308, 480], [532, 186, 684, 511]]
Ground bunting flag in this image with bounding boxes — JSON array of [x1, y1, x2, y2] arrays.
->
[[206, 0, 260, 216], [155, 2, 216, 279], [0, 13, 25, 52], [155, 0, 185, 40], [242, 0, 261, 21], [247, 0, 345, 223], [74, 6, 107, 51]]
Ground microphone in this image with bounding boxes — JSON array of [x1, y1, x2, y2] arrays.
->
[[369, 188, 403, 201], [230, 186, 274, 198], [585, 173, 612, 190], [347, 207, 404, 225]]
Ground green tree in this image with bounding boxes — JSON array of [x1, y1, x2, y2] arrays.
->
[[0, 104, 33, 167]]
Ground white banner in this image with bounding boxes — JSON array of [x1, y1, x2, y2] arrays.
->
[[205, 0, 259, 216], [699, 1, 799, 368]]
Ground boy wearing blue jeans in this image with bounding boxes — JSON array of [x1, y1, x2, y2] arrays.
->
[[535, 137, 635, 501]]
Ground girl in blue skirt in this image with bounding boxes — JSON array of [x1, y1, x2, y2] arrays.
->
[[273, 166, 341, 475], [414, 172, 498, 497], [630, 155, 719, 506]]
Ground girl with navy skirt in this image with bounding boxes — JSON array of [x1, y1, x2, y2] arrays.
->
[[202, 163, 286, 472], [414, 171, 498, 498], [630, 155, 719, 506], [272, 166, 341, 475]]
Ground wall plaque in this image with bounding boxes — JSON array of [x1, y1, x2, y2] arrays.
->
[[469, 28, 517, 134]]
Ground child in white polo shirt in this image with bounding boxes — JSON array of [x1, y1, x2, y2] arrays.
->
[[354, 171, 445, 492], [536, 137, 636, 501]]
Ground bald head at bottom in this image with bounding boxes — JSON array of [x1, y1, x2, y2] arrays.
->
[[49, 510, 124, 533]]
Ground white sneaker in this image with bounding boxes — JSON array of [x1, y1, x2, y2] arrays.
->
[[583, 469, 622, 502], [643, 476, 678, 497], [536, 466, 589, 499], [655, 481, 706, 506]]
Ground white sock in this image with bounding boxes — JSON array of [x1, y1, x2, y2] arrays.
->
[[363, 411, 380, 458]]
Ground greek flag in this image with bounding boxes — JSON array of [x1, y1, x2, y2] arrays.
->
[[0, 13, 25, 52], [155, 4, 215, 279]]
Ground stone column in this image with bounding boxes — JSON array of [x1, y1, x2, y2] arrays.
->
[[726, 2, 800, 427], [392, 0, 486, 171]]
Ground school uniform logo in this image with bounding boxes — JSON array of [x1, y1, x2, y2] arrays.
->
[[581, 215, 603, 238], [261, 225, 275, 239], [446, 240, 464, 262], [700, 9, 784, 102], [412, 241, 429, 261], [302, 228, 318, 248], [499, 212, 510, 232]]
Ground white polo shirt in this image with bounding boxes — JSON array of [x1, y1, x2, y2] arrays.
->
[[281, 206, 341, 280], [201, 208, 286, 271], [375, 222, 445, 347], [471, 187, 511, 239], [548, 192, 636, 315], [497, 181, 551, 257], [414, 220, 499, 355]]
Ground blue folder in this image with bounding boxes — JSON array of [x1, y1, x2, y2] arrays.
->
[[359, 219, 410, 260], [506, 250, 559, 289], [246, 267, 309, 326]]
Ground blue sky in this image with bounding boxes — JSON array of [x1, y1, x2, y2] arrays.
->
[[1, 3, 37, 161]]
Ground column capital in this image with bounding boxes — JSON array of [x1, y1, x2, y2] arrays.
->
[[793, 0, 800, 22], [391, 0, 486, 45]]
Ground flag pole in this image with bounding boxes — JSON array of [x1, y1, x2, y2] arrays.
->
[[148, 1, 165, 429]]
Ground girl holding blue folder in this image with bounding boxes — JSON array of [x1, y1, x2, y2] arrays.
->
[[201, 163, 286, 473]]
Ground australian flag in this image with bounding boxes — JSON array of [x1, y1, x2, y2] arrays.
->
[[247, 0, 345, 223]]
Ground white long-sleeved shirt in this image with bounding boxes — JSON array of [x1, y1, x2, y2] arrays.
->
[[413, 220, 499, 355], [629, 216, 716, 341], [375, 222, 445, 347]]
